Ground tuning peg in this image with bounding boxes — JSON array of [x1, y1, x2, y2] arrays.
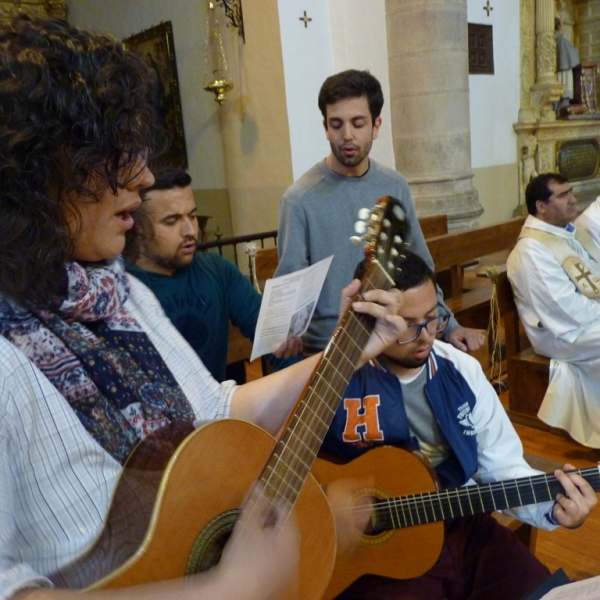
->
[[357, 207, 371, 221], [392, 205, 406, 221], [349, 235, 363, 246], [354, 220, 367, 234]]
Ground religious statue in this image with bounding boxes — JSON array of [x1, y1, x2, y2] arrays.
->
[[515, 139, 538, 216], [521, 143, 538, 190], [555, 17, 580, 109]]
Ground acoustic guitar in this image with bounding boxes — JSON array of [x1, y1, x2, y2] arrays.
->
[[312, 445, 600, 599], [50, 196, 408, 599]]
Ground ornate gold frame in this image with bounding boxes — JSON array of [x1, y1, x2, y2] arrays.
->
[[123, 21, 188, 169]]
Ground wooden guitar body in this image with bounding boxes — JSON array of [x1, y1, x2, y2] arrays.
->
[[56, 420, 335, 599], [314, 444, 600, 599], [312, 446, 444, 599], [50, 196, 409, 597]]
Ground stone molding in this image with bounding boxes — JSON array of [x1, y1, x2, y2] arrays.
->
[[0, 0, 67, 25]]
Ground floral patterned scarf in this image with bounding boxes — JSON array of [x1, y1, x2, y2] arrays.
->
[[0, 257, 195, 464]]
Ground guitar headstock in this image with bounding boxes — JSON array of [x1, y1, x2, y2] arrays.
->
[[351, 196, 409, 286]]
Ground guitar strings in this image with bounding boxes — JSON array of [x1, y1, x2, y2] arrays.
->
[[242, 226, 402, 539], [260, 307, 372, 509], [331, 467, 600, 528], [238, 205, 405, 548], [254, 268, 387, 520]]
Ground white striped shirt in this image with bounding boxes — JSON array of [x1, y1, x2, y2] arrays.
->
[[0, 276, 235, 598]]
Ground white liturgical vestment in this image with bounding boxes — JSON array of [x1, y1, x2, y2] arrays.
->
[[507, 215, 600, 447], [575, 196, 600, 248]]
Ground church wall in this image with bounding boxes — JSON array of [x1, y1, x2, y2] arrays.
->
[[66, 0, 295, 241], [279, 0, 521, 226], [67, 1, 524, 238], [277, 0, 333, 181], [329, 0, 396, 172], [219, 0, 293, 237], [467, 0, 521, 226], [66, 0, 233, 238], [472, 164, 519, 225], [277, 0, 395, 183]]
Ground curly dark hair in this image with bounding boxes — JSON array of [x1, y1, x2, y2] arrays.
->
[[318, 69, 384, 123], [0, 14, 164, 308]]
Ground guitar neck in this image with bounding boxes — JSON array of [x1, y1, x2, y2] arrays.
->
[[257, 262, 393, 512], [371, 466, 600, 532]]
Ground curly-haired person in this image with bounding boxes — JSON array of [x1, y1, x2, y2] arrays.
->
[[0, 15, 406, 600]]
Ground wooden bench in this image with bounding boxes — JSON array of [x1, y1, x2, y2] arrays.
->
[[426, 217, 526, 298], [422, 217, 526, 334], [252, 214, 450, 293], [252, 216, 529, 349], [227, 324, 254, 366], [254, 246, 278, 292], [493, 271, 563, 433], [418, 214, 448, 239]]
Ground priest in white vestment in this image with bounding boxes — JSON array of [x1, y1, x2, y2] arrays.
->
[[575, 196, 600, 248], [507, 172, 600, 447]]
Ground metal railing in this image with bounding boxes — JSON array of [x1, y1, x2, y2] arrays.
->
[[197, 229, 278, 284]]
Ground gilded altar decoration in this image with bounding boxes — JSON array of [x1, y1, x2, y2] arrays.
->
[[0, 0, 66, 24]]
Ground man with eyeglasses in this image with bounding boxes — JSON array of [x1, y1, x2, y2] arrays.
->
[[319, 250, 596, 600]]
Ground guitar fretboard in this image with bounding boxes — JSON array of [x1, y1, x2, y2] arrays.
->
[[371, 467, 600, 532], [258, 263, 393, 513]]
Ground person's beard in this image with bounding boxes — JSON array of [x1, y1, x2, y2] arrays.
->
[[330, 138, 373, 169], [146, 236, 196, 273]]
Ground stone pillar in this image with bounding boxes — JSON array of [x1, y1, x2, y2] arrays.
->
[[385, 0, 482, 229], [530, 0, 563, 119], [536, 0, 557, 84]]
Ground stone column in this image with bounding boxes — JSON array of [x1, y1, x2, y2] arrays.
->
[[530, 0, 563, 119], [385, 0, 482, 228], [536, 0, 557, 84]]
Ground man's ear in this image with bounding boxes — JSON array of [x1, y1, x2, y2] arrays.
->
[[535, 199, 547, 217], [323, 118, 329, 140], [372, 116, 382, 140]]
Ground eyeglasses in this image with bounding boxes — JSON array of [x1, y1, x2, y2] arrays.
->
[[397, 313, 450, 344]]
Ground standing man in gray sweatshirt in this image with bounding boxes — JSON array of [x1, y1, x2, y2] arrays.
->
[[276, 69, 484, 355]]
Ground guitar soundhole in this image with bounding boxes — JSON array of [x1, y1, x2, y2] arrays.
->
[[369, 499, 391, 535], [355, 490, 395, 544], [186, 508, 241, 575]]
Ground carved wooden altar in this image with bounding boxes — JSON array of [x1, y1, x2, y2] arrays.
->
[[515, 0, 600, 213], [0, 0, 67, 25]]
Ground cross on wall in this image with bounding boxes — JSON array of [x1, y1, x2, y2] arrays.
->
[[299, 11, 312, 28]]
